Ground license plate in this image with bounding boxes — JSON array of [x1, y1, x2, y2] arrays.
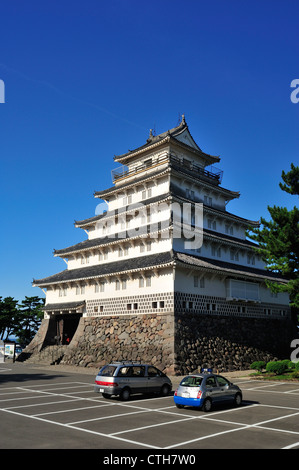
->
[[99, 388, 104, 393], [182, 392, 190, 398]]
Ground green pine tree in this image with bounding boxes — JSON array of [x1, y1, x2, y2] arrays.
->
[[248, 164, 299, 315]]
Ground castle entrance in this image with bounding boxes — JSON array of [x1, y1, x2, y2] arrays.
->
[[54, 313, 82, 345]]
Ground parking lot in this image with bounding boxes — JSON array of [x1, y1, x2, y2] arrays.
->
[[0, 363, 299, 450]]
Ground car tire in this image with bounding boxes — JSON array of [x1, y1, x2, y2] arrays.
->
[[102, 393, 111, 399], [160, 384, 170, 396], [234, 392, 242, 407], [202, 398, 212, 412], [175, 404, 184, 409], [120, 388, 131, 401]]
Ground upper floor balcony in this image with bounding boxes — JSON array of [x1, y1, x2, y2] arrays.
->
[[111, 152, 223, 186]]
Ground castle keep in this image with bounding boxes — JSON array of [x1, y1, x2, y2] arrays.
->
[[26, 116, 293, 373]]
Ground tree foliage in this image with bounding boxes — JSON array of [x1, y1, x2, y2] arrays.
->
[[248, 164, 299, 311], [0, 296, 44, 345]]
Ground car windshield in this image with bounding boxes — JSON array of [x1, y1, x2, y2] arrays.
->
[[99, 365, 117, 377], [180, 376, 203, 387]]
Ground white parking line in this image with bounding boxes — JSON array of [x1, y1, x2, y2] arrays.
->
[[245, 382, 288, 391], [1, 407, 160, 449], [165, 405, 299, 449], [282, 441, 299, 449], [67, 408, 151, 425], [1, 381, 299, 449], [33, 403, 112, 417]]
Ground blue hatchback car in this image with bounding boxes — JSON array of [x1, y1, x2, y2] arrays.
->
[[174, 370, 242, 412]]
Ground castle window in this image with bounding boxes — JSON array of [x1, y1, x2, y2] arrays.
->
[[237, 306, 247, 314], [207, 303, 217, 312], [247, 253, 255, 265], [230, 250, 239, 261], [59, 287, 67, 297], [208, 219, 216, 230], [204, 196, 213, 206], [212, 246, 221, 257]]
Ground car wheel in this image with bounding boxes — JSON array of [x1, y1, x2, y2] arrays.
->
[[175, 404, 184, 409], [160, 384, 170, 396], [102, 393, 111, 399], [202, 398, 212, 412], [120, 388, 131, 401], [234, 392, 242, 407]]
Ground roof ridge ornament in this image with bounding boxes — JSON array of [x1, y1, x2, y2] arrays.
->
[[147, 128, 154, 142]]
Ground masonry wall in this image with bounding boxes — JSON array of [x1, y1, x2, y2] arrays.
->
[[173, 313, 297, 375], [59, 311, 297, 375], [61, 313, 176, 373]]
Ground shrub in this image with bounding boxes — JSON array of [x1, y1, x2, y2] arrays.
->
[[266, 361, 288, 375], [281, 359, 294, 370], [250, 361, 266, 372]]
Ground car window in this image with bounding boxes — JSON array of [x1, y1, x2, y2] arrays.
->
[[117, 366, 132, 377], [205, 376, 217, 387], [217, 376, 230, 387], [131, 366, 145, 377], [99, 365, 117, 377], [148, 366, 162, 377], [180, 376, 203, 387]]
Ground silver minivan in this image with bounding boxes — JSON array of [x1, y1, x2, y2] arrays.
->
[[94, 362, 172, 400]]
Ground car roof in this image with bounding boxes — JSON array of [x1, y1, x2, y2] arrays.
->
[[183, 372, 221, 379], [106, 362, 148, 366]]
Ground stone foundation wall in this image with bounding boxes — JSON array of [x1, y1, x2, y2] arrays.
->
[[25, 311, 297, 375], [62, 313, 176, 374], [174, 314, 296, 374]]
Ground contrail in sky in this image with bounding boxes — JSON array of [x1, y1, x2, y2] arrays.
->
[[0, 63, 147, 131]]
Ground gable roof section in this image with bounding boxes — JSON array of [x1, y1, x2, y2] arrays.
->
[[113, 116, 220, 165]]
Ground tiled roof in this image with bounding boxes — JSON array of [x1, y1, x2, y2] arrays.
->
[[33, 252, 175, 286], [75, 192, 171, 227], [42, 301, 85, 311], [33, 249, 286, 288], [174, 252, 286, 283]]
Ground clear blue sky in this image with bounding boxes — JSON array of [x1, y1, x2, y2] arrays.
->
[[0, 0, 298, 303]]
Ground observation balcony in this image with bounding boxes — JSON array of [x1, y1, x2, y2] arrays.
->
[[111, 153, 223, 185]]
